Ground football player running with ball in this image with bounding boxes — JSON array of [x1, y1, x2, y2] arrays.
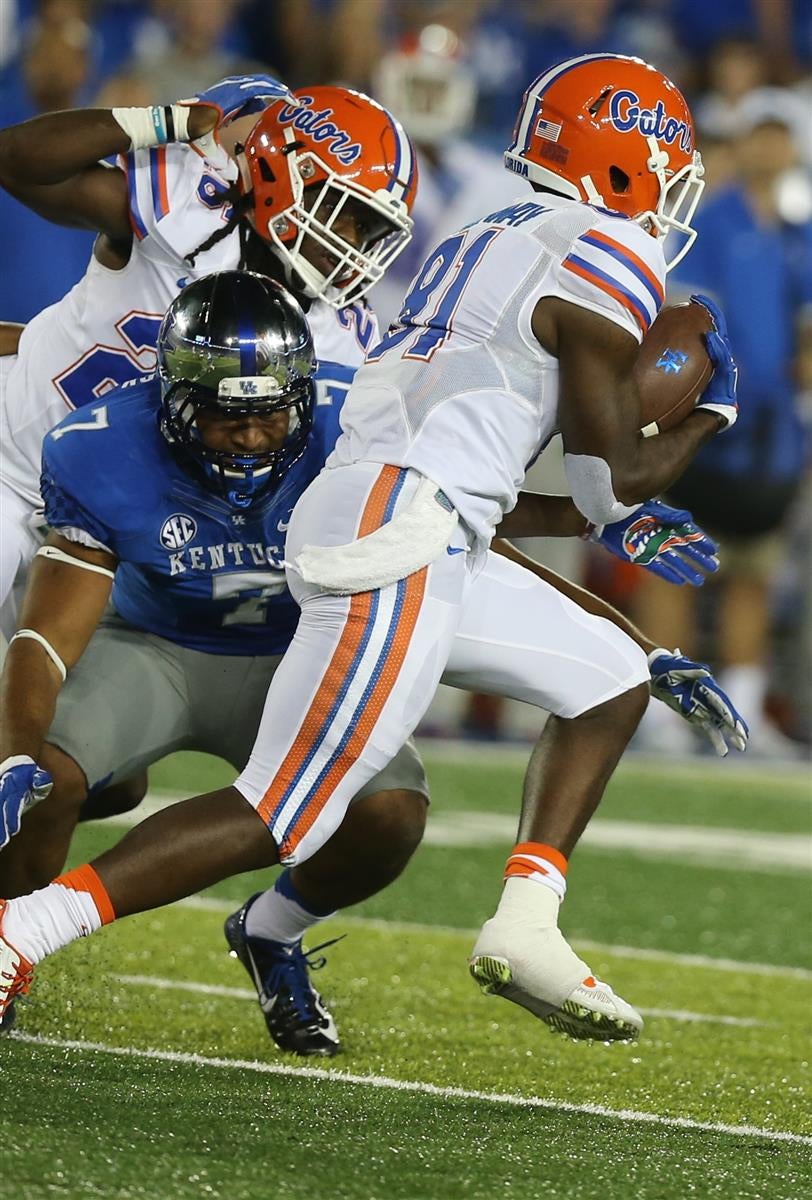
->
[[0, 56, 745, 1046], [0, 271, 740, 1056]]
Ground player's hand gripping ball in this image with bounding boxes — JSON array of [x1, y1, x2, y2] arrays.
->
[[634, 295, 739, 437], [633, 299, 714, 436]]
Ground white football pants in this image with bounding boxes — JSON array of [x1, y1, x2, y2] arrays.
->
[[236, 463, 647, 865], [0, 478, 40, 643]]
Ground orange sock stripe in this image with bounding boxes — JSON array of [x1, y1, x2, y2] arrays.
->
[[281, 563, 428, 857], [505, 857, 549, 878], [506, 841, 568, 878], [53, 864, 116, 925], [257, 467, 409, 830]]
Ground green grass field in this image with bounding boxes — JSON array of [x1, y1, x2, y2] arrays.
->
[[3, 747, 811, 1199]]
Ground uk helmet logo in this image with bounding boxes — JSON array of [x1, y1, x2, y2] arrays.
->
[[160, 513, 198, 550], [609, 90, 693, 154]]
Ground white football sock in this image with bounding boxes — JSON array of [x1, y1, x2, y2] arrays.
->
[[244, 870, 335, 944]]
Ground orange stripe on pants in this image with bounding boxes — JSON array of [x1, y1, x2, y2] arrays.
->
[[280, 563, 428, 857], [256, 466, 405, 827]]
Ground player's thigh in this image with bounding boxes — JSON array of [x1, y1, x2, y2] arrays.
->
[[236, 473, 469, 864], [187, 651, 285, 769], [443, 551, 649, 718], [47, 614, 193, 790], [190, 652, 430, 806]]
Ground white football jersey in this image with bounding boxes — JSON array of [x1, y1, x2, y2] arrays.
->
[[0, 140, 377, 506], [331, 193, 665, 547]]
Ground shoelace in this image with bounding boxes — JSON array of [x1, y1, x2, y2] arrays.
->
[[265, 934, 345, 1025]]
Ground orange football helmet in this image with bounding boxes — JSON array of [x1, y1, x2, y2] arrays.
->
[[505, 54, 705, 269], [238, 86, 417, 307]]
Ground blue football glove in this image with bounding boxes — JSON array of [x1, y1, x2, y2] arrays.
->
[[0, 756, 53, 849], [179, 74, 292, 124], [648, 649, 749, 756], [691, 293, 739, 431], [591, 499, 719, 586]]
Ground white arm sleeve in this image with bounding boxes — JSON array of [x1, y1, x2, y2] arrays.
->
[[563, 453, 642, 527]]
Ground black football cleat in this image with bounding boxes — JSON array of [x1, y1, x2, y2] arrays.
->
[[225, 893, 342, 1057]]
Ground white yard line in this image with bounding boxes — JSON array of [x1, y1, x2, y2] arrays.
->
[[10, 1031, 810, 1146], [421, 739, 812, 787], [175, 894, 812, 980], [105, 793, 812, 873], [423, 811, 812, 871], [112, 973, 767, 1028]]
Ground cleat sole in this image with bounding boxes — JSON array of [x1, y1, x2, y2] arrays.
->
[[469, 955, 640, 1043]]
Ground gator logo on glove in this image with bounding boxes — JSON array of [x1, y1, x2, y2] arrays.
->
[[622, 514, 705, 565]]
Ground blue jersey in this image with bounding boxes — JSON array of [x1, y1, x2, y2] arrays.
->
[[41, 375, 346, 655]]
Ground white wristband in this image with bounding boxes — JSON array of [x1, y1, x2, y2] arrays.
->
[[112, 104, 191, 150], [10, 629, 67, 682]]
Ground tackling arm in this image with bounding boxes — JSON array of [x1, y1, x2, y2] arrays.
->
[[0, 322, 23, 356], [0, 534, 116, 764], [0, 105, 216, 238]]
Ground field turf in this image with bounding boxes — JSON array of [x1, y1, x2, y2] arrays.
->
[[2, 746, 811, 1199]]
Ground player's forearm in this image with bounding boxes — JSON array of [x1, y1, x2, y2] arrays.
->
[[0, 110, 132, 189], [491, 538, 657, 655], [0, 644, 63, 762], [497, 493, 588, 539], [610, 410, 722, 504]]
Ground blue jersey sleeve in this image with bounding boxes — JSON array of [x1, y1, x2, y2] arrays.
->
[[40, 466, 116, 549], [41, 380, 159, 550]]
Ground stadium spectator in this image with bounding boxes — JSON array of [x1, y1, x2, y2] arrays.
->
[[93, 0, 267, 106], [370, 23, 519, 328], [635, 92, 812, 756]]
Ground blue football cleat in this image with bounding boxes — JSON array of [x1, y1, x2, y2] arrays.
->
[[224, 893, 341, 1057]]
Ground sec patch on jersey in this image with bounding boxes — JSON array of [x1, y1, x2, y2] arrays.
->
[[634, 301, 713, 437]]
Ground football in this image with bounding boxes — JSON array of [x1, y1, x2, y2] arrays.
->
[[634, 301, 714, 436]]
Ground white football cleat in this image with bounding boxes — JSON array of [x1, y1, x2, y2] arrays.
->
[[469, 880, 643, 1042], [0, 898, 34, 1022]]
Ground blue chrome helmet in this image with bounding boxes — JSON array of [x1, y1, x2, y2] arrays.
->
[[158, 271, 315, 508]]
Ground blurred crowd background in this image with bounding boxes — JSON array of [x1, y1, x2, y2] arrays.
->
[[1, 0, 811, 759]]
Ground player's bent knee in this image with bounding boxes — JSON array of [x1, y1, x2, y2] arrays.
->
[[78, 772, 149, 823], [580, 680, 649, 729], [38, 743, 90, 814], [341, 787, 427, 871]]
